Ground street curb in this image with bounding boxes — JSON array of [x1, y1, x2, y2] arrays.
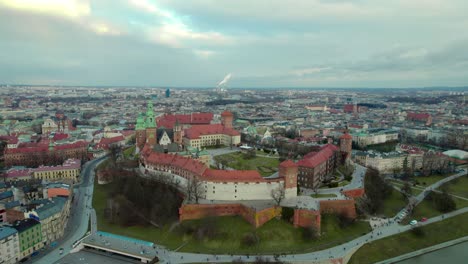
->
[[375, 236, 468, 264]]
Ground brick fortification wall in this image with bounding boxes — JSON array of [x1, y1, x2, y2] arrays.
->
[[179, 204, 281, 228], [342, 188, 365, 199], [293, 209, 321, 231], [319, 199, 357, 219]]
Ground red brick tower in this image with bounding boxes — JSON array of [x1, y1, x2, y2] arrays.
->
[[340, 131, 352, 160], [221, 110, 233, 129], [280, 160, 298, 197], [173, 119, 183, 145]]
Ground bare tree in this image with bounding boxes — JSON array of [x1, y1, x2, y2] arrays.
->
[[186, 176, 204, 204], [270, 184, 286, 206]]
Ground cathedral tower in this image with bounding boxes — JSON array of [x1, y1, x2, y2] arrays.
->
[[135, 112, 146, 152], [173, 119, 183, 145], [145, 100, 157, 146]]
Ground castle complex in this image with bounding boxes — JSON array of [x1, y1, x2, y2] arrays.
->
[[136, 102, 361, 231], [135, 101, 240, 152]]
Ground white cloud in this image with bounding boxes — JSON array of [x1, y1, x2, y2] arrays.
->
[[0, 0, 90, 19], [89, 22, 122, 36], [127, 0, 172, 18], [193, 49, 216, 58], [148, 22, 232, 48], [292, 67, 331, 76]]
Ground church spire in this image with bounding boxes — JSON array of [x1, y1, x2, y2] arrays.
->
[[145, 100, 156, 128]]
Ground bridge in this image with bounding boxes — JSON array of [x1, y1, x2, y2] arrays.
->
[[80, 231, 159, 263]]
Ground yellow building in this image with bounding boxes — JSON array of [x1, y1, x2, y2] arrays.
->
[[32, 159, 81, 182]]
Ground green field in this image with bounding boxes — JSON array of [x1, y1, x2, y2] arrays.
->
[[388, 179, 424, 195], [401, 195, 468, 224], [377, 190, 407, 218], [213, 151, 280, 177], [123, 145, 136, 159], [349, 212, 468, 264], [438, 175, 468, 198], [413, 174, 452, 187], [93, 180, 370, 254]]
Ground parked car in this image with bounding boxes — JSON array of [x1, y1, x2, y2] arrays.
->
[[59, 248, 64, 255], [421, 217, 428, 222], [410, 220, 418, 226]]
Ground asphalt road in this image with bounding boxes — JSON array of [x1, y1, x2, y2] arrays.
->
[[32, 157, 107, 264]]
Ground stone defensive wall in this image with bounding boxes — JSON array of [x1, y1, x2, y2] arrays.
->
[[179, 203, 282, 228], [342, 188, 365, 199], [293, 209, 321, 230], [318, 199, 357, 219]]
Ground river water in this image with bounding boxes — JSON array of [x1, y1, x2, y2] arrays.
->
[[397, 241, 468, 264]]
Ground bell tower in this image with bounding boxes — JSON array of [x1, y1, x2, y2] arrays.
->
[[173, 119, 183, 145], [135, 112, 146, 152], [145, 100, 157, 146]]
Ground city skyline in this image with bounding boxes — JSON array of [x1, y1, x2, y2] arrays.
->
[[1, 0, 468, 88]]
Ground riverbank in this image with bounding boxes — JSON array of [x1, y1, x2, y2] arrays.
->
[[377, 236, 468, 264]]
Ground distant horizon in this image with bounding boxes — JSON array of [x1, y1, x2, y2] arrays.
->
[[1, 83, 467, 91]]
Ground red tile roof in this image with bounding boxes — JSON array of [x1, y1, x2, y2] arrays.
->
[[157, 113, 214, 129], [53, 133, 69, 141], [202, 169, 264, 182], [280, 160, 297, 168], [340, 133, 352, 140], [184, 124, 240, 139], [343, 104, 355, 113], [0, 136, 18, 144], [221, 111, 233, 117], [407, 112, 430, 120], [97, 136, 125, 149], [297, 144, 338, 168]]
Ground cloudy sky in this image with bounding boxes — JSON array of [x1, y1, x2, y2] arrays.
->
[[1, 0, 468, 88]]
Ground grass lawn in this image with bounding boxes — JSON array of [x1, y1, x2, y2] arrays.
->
[[377, 190, 407, 218], [255, 149, 279, 157], [92, 180, 185, 249], [177, 214, 371, 254], [214, 151, 280, 177], [438, 175, 468, 199], [338, 180, 350, 187], [388, 180, 424, 195], [311, 194, 337, 198], [349, 212, 468, 264], [123, 145, 135, 158], [413, 174, 453, 187], [401, 196, 468, 224], [93, 179, 370, 254]]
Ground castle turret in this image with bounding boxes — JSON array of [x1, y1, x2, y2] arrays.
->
[[340, 131, 352, 161], [173, 119, 183, 145], [279, 160, 298, 198], [221, 110, 233, 129]]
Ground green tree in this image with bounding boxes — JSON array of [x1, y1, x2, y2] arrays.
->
[[401, 182, 413, 199], [362, 169, 393, 214]]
